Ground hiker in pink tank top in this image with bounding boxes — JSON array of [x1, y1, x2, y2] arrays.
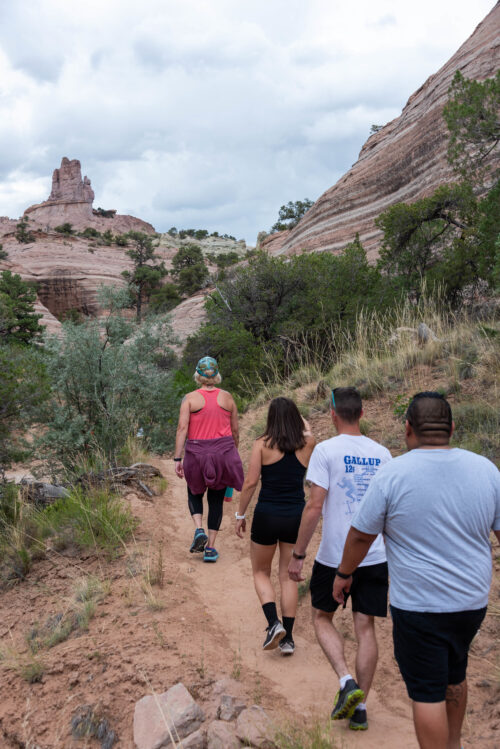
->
[[174, 356, 243, 563]]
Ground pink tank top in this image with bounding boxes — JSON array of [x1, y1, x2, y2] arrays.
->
[[187, 389, 233, 440]]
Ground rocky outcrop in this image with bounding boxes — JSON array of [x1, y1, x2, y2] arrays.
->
[[24, 157, 155, 235], [276, 3, 500, 260], [49, 157, 95, 203], [157, 233, 248, 258]]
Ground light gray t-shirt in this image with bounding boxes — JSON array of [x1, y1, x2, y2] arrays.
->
[[306, 434, 392, 568], [352, 448, 500, 612]]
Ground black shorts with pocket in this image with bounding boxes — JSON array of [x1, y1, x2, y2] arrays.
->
[[250, 510, 302, 545], [310, 559, 388, 617], [391, 605, 486, 703]]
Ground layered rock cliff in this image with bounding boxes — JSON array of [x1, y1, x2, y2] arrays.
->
[[269, 2, 500, 260]]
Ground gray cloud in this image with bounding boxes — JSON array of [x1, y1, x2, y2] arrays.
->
[[0, 0, 494, 243]]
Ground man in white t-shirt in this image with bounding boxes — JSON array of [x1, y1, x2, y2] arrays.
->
[[289, 387, 391, 731]]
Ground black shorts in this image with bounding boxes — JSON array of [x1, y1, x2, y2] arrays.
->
[[250, 511, 301, 545], [310, 560, 388, 617], [391, 605, 486, 703]]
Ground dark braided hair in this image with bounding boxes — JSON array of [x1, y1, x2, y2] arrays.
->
[[406, 392, 452, 438]]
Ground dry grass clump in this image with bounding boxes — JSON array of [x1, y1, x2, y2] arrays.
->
[[27, 575, 109, 651], [275, 719, 338, 748], [0, 483, 45, 588]]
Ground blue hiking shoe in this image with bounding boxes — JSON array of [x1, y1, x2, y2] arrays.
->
[[203, 547, 219, 563], [190, 528, 208, 553]]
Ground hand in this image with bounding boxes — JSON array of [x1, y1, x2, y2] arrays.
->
[[235, 518, 246, 538], [175, 460, 184, 478], [288, 556, 305, 582], [333, 574, 352, 605]]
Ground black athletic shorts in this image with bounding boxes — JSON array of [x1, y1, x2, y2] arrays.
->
[[391, 605, 486, 703], [310, 560, 388, 617], [250, 511, 302, 545]]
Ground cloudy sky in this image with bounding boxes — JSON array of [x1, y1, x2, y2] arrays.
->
[[0, 1, 495, 243]]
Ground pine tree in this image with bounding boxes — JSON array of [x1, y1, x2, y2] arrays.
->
[[0, 271, 44, 345], [121, 232, 167, 322]]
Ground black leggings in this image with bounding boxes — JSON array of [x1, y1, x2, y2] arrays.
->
[[187, 487, 225, 531]]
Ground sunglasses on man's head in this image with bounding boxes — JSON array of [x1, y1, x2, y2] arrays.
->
[[331, 389, 336, 409]]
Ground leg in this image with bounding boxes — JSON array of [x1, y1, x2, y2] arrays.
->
[[412, 701, 448, 749], [352, 612, 378, 699], [278, 542, 298, 618], [445, 680, 467, 749], [187, 489, 204, 528], [250, 541, 277, 605], [206, 488, 225, 547], [312, 608, 349, 679]]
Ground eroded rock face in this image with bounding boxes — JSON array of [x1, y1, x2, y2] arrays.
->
[[24, 157, 155, 235], [276, 4, 500, 260], [49, 157, 95, 203]]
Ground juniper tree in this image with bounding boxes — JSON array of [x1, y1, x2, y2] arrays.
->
[[122, 232, 167, 322]]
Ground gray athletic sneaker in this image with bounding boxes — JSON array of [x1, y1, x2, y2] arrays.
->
[[349, 707, 368, 731], [262, 620, 285, 650], [278, 636, 295, 655]]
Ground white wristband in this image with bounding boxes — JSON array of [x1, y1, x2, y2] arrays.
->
[[235, 512, 246, 520]]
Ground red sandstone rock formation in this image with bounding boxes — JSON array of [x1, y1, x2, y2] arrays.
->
[[25, 157, 155, 235], [276, 3, 500, 260]]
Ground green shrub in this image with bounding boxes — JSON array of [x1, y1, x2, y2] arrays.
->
[[36, 291, 180, 474], [54, 223, 74, 235], [15, 217, 34, 243], [149, 282, 182, 312], [40, 486, 135, 554], [80, 227, 101, 239]]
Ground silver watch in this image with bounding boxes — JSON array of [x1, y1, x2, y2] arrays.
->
[[235, 512, 246, 520]]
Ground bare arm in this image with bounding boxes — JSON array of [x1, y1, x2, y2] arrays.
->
[[174, 396, 191, 478], [235, 440, 262, 538], [495, 530, 500, 544], [230, 396, 239, 447], [288, 483, 327, 581], [332, 526, 377, 603]]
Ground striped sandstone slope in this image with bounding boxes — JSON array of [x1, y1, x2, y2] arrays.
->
[[271, 3, 500, 261]]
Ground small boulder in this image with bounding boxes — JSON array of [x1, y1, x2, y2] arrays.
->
[[235, 706, 276, 748], [133, 683, 204, 749], [217, 695, 246, 722], [417, 322, 439, 344], [181, 728, 206, 749], [207, 720, 241, 749]]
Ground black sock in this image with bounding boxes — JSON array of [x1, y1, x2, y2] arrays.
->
[[262, 602, 278, 628], [283, 616, 295, 640]]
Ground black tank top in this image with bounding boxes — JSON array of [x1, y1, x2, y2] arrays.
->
[[255, 452, 306, 516]]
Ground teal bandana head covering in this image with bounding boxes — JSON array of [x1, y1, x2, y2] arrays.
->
[[196, 356, 219, 378]]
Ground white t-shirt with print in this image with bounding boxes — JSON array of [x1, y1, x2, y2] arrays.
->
[[306, 434, 392, 568]]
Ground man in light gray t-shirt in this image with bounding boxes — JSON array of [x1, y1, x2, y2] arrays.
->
[[334, 392, 500, 749]]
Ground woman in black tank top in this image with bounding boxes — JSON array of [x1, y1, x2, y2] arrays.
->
[[235, 397, 315, 654]]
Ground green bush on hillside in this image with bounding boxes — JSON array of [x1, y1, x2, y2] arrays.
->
[[184, 240, 401, 396], [36, 288, 180, 477]]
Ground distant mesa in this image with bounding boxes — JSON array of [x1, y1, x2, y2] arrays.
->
[[24, 157, 154, 234]]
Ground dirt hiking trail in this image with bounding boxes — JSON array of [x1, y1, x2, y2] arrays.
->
[[158, 457, 411, 748], [0, 404, 497, 748]]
